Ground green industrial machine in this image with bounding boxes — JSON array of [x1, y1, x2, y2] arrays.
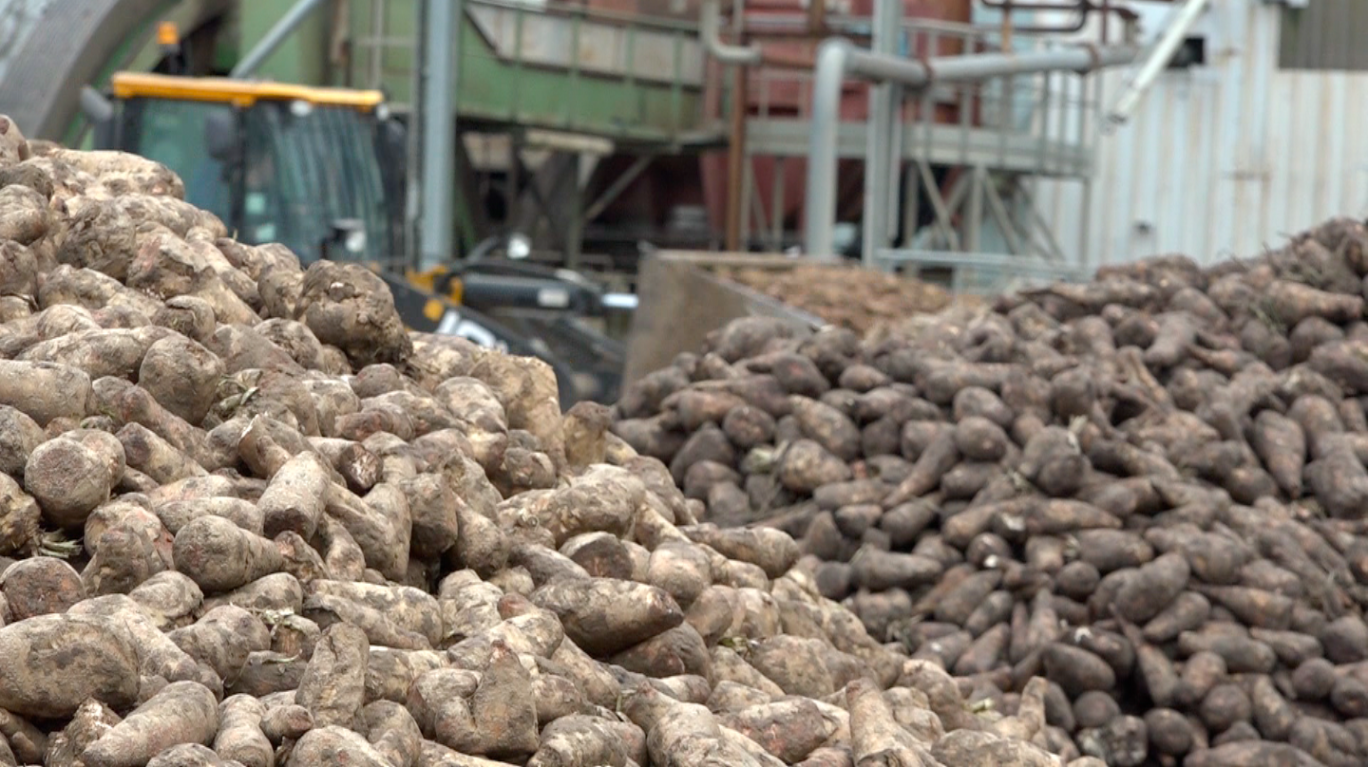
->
[[96, 69, 631, 404], [0, 0, 721, 266], [104, 72, 401, 264], [343, 0, 711, 144]]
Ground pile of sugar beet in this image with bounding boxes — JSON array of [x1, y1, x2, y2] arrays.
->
[[0, 120, 1091, 766], [612, 217, 1368, 767]]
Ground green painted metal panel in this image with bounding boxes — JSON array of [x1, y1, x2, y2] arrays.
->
[[239, 0, 333, 86], [348, 0, 707, 144], [61, 0, 227, 147]]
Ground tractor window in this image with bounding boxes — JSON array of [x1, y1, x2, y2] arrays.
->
[[240, 108, 299, 254], [118, 98, 234, 225], [240, 101, 390, 265], [327, 106, 394, 262]]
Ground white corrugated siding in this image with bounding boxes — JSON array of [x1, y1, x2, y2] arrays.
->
[[1033, 0, 1368, 271]]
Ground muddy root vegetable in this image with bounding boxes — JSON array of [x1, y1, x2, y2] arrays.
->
[[24, 435, 114, 529], [288, 726, 393, 767], [0, 360, 92, 426], [531, 578, 684, 657], [81, 681, 219, 767], [173, 515, 285, 593], [0, 613, 140, 718], [258, 452, 330, 540], [295, 622, 369, 729]]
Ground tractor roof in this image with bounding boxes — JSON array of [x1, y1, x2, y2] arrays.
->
[[110, 72, 384, 111]]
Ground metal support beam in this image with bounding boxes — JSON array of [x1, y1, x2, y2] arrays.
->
[[419, 0, 460, 269], [514, 152, 570, 236], [981, 174, 1028, 257], [582, 155, 654, 225], [770, 158, 786, 250], [724, 65, 749, 251], [900, 161, 918, 248], [803, 39, 1138, 259], [565, 153, 584, 268], [964, 166, 984, 253], [231, 0, 329, 78], [860, 0, 901, 265], [704, 0, 758, 253], [919, 159, 960, 250]]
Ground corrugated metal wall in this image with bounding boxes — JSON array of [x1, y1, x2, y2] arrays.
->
[[1034, 0, 1368, 271], [1278, 0, 1368, 72]]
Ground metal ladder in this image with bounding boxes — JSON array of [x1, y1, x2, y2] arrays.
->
[[351, 0, 416, 111]]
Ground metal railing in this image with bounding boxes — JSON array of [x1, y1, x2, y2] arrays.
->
[[719, 11, 1120, 262], [743, 35, 1104, 165], [874, 248, 1089, 294], [807, 15, 1137, 261]]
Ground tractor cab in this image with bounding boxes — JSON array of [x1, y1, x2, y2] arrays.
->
[[101, 71, 405, 266]]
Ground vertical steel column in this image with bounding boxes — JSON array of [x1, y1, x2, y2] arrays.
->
[[566, 153, 584, 269], [885, 81, 904, 250], [403, 0, 426, 268], [860, 0, 900, 266], [900, 162, 918, 247], [804, 39, 851, 261], [965, 165, 983, 252], [369, 0, 386, 87], [770, 158, 786, 250], [419, 0, 460, 270], [725, 66, 749, 251]]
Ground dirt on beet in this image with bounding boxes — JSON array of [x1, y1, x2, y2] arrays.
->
[[715, 263, 981, 337]]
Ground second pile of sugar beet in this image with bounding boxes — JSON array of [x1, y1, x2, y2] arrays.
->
[[613, 219, 1368, 767]]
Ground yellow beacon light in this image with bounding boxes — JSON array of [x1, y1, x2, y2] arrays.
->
[[157, 22, 180, 47]]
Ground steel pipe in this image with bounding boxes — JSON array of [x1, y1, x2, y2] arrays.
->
[[724, 65, 749, 250], [419, 0, 460, 269], [803, 39, 1138, 259], [1106, 0, 1211, 127], [700, 0, 761, 65], [860, 0, 901, 265], [231, 0, 329, 78], [79, 86, 112, 124], [978, 0, 1140, 35]]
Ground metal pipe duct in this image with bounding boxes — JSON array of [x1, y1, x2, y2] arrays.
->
[[977, 0, 1141, 35], [700, 0, 761, 65], [803, 39, 1138, 260]]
